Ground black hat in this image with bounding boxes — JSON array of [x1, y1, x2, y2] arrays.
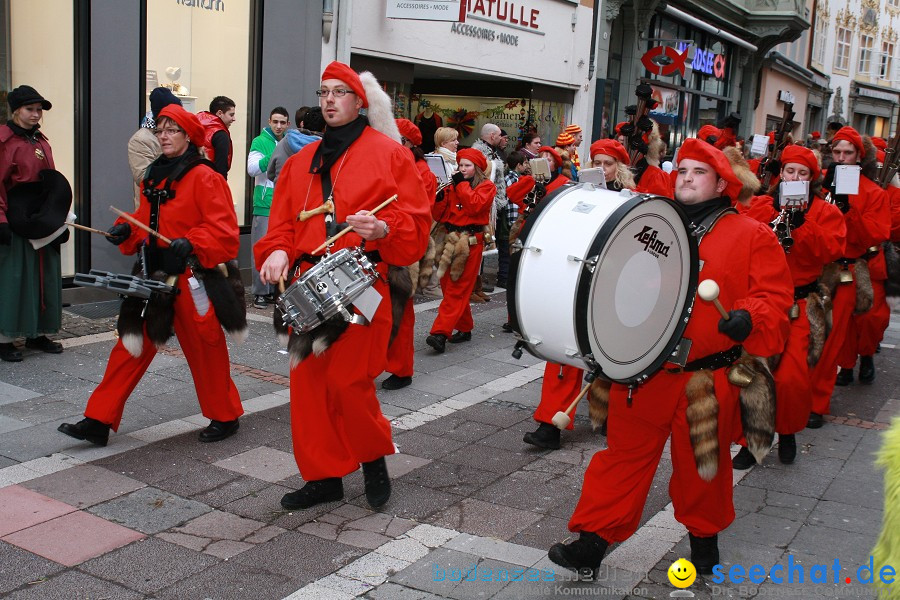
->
[[6, 170, 72, 239], [7, 85, 52, 112], [149, 87, 182, 119]]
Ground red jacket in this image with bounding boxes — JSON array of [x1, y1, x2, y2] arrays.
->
[[635, 164, 674, 198], [432, 178, 495, 226], [0, 124, 55, 225], [255, 126, 431, 270], [117, 161, 238, 268], [415, 158, 438, 203], [843, 175, 890, 258], [196, 111, 232, 171], [505, 174, 569, 212], [738, 194, 846, 286]]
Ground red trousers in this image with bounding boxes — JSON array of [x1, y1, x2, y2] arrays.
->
[[810, 281, 856, 415], [569, 369, 739, 541], [430, 237, 483, 336], [85, 276, 242, 431], [533, 363, 583, 430], [385, 298, 415, 377], [773, 300, 812, 434], [838, 279, 888, 367], [290, 279, 395, 481]]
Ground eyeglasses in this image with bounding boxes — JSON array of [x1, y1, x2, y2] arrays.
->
[[154, 128, 184, 137], [315, 88, 355, 98]]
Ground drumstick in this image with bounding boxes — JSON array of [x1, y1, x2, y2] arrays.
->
[[551, 384, 591, 430], [109, 206, 172, 245], [697, 279, 730, 320], [69, 223, 112, 238], [312, 194, 398, 254]]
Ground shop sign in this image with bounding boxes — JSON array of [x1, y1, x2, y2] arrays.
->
[[676, 42, 726, 79], [386, 0, 466, 22], [176, 0, 224, 11], [450, 22, 521, 45], [466, 0, 543, 32]]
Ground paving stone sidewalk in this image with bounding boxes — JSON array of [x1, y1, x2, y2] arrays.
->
[[0, 295, 897, 599]]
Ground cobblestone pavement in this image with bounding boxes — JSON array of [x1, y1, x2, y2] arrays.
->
[[0, 291, 897, 599]]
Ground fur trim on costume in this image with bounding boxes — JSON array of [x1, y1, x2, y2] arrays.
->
[[192, 260, 248, 343], [685, 369, 720, 482], [723, 147, 761, 205], [387, 266, 413, 344], [807, 292, 827, 367], [117, 296, 146, 358], [819, 263, 841, 336], [854, 258, 874, 314], [450, 233, 471, 281], [418, 236, 436, 291], [861, 136, 879, 181], [729, 354, 776, 464], [510, 215, 525, 244], [435, 230, 458, 281], [885, 242, 900, 311], [287, 316, 349, 369], [144, 270, 177, 349], [359, 71, 401, 143], [588, 378, 612, 430]]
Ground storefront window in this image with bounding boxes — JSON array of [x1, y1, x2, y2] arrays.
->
[[4, 0, 76, 275], [146, 0, 251, 226]]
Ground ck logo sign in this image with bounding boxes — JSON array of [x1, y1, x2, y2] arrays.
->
[[634, 226, 671, 258]]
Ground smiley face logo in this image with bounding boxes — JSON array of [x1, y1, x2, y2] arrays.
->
[[668, 558, 697, 588]]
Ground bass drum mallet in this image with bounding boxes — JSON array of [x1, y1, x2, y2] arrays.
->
[[551, 384, 592, 430], [697, 279, 730, 320]]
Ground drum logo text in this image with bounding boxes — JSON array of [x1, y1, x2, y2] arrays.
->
[[633, 226, 671, 257], [315, 282, 328, 294]]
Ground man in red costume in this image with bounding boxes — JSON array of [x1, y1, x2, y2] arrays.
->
[[59, 105, 244, 447], [733, 145, 845, 467], [548, 138, 792, 577], [256, 62, 431, 510], [808, 127, 890, 428]]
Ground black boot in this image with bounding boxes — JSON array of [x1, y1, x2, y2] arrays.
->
[[426, 334, 446, 354], [0, 343, 23, 362], [198, 419, 240, 443], [58, 417, 110, 447], [382, 374, 412, 390], [548, 532, 609, 579], [281, 478, 344, 510], [858, 355, 875, 384], [689, 533, 720, 575], [523, 422, 561, 450], [362, 456, 391, 508], [731, 446, 757, 470], [835, 367, 854, 386], [806, 412, 824, 429], [25, 336, 63, 354], [448, 331, 472, 343], [778, 433, 797, 464]]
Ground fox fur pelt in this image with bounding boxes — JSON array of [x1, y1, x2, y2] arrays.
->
[[191, 260, 248, 343], [854, 257, 874, 314], [387, 266, 413, 344], [729, 353, 777, 465], [286, 316, 349, 370], [806, 292, 827, 367], [685, 369, 720, 482], [885, 242, 900, 311], [116, 263, 177, 358], [587, 378, 612, 430], [407, 236, 436, 295], [435, 231, 471, 282]]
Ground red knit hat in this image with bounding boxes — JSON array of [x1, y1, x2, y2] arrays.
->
[[589, 139, 630, 165], [564, 124, 582, 135], [780, 145, 820, 176], [676, 138, 742, 201], [872, 137, 888, 151], [321, 61, 368, 108], [395, 118, 422, 146], [457, 148, 487, 171], [697, 125, 720, 143], [556, 132, 575, 146], [538, 145, 562, 169], [832, 126, 864, 156], [157, 105, 205, 147]]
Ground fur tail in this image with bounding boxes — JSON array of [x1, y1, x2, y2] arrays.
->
[[144, 271, 177, 349], [359, 71, 401, 143], [449, 233, 471, 282], [588, 378, 612, 430], [885, 242, 900, 308], [287, 316, 349, 369], [854, 258, 873, 314], [435, 231, 460, 281], [195, 260, 248, 343], [116, 296, 146, 358], [387, 266, 413, 345], [806, 292, 827, 367], [685, 370, 720, 482], [730, 354, 776, 464], [418, 236, 436, 290]]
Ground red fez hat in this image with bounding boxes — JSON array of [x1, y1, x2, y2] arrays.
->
[[538, 145, 562, 169], [698, 125, 720, 142], [677, 138, 742, 201], [872, 137, 888, 151], [395, 119, 422, 146], [780, 145, 820, 176], [321, 61, 368, 108], [457, 148, 487, 171], [589, 139, 630, 165], [158, 105, 206, 147], [832, 126, 864, 156]]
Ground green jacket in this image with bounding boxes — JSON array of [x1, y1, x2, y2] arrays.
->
[[248, 127, 278, 216]]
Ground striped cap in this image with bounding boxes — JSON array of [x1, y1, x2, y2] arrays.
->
[[556, 132, 576, 146], [564, 124, 582, 135]]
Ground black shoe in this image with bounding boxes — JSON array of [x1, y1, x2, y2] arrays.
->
[[859, 356, 875, 384], [778, 433, 796, 464], [382, 374, 412, 390], [807, 412, 824, 429], [426, 334, 446, 354], [198, 419, 240, 443], [253, 296, 268, 309], [58, 417, 110, 447], [25, 336, 63, 354], [523, 422, 561, 450], [448, 331, 472, 344], [835, 367, 853, 386], [548, 532, 609, 579], [731, 446, 757, 470], [264, 294, 276, 304], [281, 478, 344, 510], [0, 343, 23, 362], [501, 322, 513, 333], [689, 533, 719, 575], [362, 457, 391, 508]]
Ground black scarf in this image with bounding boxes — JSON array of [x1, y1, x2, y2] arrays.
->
[[633, 157, 650, 185], [6, 120, 41, 141], [680, 196, 731, 227], [310, 115, 368, 175], [146, 144, 200, 188]]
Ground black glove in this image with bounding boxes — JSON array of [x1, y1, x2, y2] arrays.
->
[[50, 229, 70, 249], [721, 112, 742, 129], [169, 237, 193, 259], [107, 223, 131, 246], [451, 172, 465, 186], [833, 195, 851, 214], [788, 209, 805, 229], [0, 223, 10, 246], [764, 159, 781, 176], [435, 189, 446, 203], [718, 309, 752, 342]]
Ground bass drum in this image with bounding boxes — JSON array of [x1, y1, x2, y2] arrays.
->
[[508, 184, 698, 385]]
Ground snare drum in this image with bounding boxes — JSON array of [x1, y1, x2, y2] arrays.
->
[[508, 184, 698, 384], [277, 248, 378, 334]]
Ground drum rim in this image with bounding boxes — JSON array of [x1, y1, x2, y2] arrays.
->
[[573, 194, 698, 384]]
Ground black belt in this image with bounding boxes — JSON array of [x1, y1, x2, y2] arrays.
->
[[444, 223, 484, 234], [666, 345, 742, 373], [794, 281, 818, 301]]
